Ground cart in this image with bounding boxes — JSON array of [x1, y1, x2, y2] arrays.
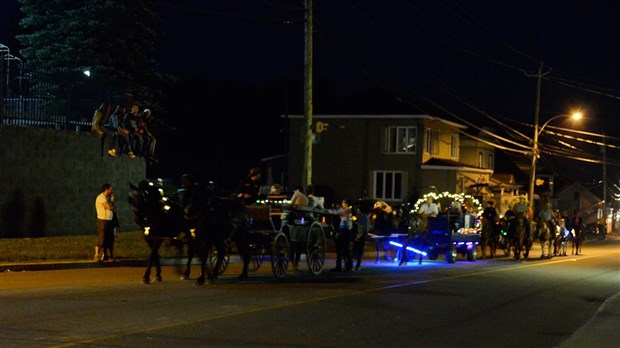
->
[[245, 204, 331, 278]]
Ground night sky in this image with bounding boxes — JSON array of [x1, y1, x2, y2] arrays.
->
[[2, 0, 620, 190]]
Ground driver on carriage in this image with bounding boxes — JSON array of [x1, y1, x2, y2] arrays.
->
[[236, 167, 261, 205], [417, 196, 439, 231]]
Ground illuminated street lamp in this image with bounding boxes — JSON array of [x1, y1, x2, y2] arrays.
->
[[528, 112, 583, 213]]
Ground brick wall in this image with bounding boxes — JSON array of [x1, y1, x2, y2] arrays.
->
[[0, 126, 146, 237]]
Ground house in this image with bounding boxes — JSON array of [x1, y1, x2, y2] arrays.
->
[[285, 114, 503, 207], [555, 181, 602, 225]]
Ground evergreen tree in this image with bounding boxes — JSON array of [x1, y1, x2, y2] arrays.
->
[[16, 0, 169, 117]]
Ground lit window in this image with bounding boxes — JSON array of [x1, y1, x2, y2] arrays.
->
[[386, 126, 416, 153]]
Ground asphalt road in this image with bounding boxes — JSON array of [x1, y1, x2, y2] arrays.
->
[[1, 238, 619, 348]]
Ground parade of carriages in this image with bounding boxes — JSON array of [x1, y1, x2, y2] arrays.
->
[[127, 179, 587, 285]]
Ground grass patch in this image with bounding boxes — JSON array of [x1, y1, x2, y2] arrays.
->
[[0, 231, 187, 263]]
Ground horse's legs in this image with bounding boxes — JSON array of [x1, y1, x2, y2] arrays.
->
[[143, 239, 162, 284], [143, 257, 152, 284], [153, 241, 162, 282], [182, 239, 194, 280], [514, 240, 520, 260], [235, 230, 251, 281], [195, 239, 211, 286]]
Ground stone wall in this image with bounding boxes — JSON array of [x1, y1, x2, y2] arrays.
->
[[0, 126, 146, 237]]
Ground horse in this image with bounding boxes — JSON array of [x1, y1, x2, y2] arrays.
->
[[480, 218, 500, 259], [535, 218, 553, 259], [570, 223, 585, 255], [511, 215, 530, 260], [551, 223, 566, 256], [193, 192, 251, 285], [397, 206, 429, 265], [128, 179, 251, 285], [128, 179, 186, 284], [497, 217, 512, 257]]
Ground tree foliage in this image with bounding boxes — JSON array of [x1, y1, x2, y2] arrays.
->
[[16, 0, 170, 109]]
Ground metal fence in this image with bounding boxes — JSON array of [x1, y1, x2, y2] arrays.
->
[[1, 52, 95, 132], [1, 97, 91, 131]]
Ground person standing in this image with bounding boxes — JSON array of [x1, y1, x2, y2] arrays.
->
[[94, 184, 114, 262], [288, 185, 309, 270], [352, 201, 371, 271], [332, 199, 354, 273], [103, 192, 119, 262]]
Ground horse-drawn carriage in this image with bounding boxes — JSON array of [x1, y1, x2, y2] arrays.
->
[[369, 198, 481, 264], [245, 204, 333, 278]]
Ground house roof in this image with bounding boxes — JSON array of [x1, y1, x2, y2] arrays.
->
[[555, 181, 601, 201], [421, 158, 493, 174]]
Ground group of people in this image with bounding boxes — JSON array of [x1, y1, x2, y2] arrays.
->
[[92, 102, 157, 162], [480, 195, 585, 256]]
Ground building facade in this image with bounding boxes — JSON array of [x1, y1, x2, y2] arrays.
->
[[286, 115, 499, 207]]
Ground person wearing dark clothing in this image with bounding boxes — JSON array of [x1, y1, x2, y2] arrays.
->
[[103, 192, 119, 261], [352, 202, 371, 271], [332, 199, 354, 273], [236, 167, 261, 205], [139, 108, 157, 160], [124, 104, 141, 158], [91, 102, 110, 156], [481, 201, 498, 258], [104, 105, 123, 157]]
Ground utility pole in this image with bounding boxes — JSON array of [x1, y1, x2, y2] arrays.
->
[[602, 132, 607, 233], [302, 0, 313, 187], [528, 63, 544, 216]]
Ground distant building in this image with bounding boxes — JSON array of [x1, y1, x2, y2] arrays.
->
[[555, 181, 602, 225], [285, 114, 516, 206]]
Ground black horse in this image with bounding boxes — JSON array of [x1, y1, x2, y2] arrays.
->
[[128, 179, 251, 285], [128, 179, 186, 284], [193, 191, 252, 285]]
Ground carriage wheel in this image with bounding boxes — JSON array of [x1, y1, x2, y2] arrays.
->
[[466, 245, 477, 261], [427, 248, 439, 260], [209, 238, 231, 275], [271, 232, 290, 278], [306, 221, 327, 275], [446, 244, 457, 263], [249, 242, 265, 272]]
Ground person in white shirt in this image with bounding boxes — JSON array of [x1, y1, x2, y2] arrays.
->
[[418, 196, 439, 217], [95, 183, 114, 262]]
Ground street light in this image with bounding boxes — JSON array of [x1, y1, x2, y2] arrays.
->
[[528, 111, 583, 213]]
